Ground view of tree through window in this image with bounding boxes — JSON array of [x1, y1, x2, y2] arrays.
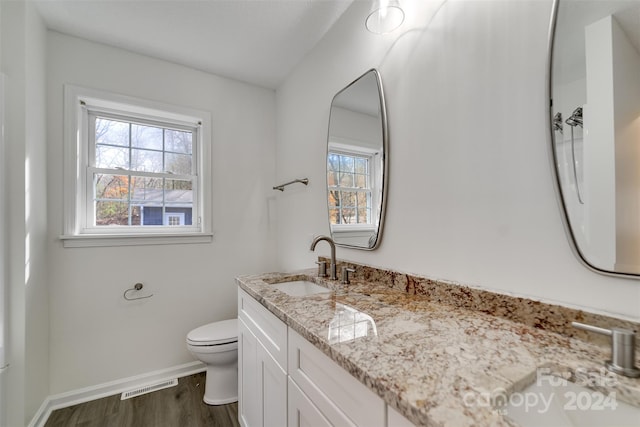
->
[[327, 151, 372, 225], [92, 117, 195, 226]]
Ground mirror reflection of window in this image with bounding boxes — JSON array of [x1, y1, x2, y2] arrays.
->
[[327, 148, 374, 226], [328, 303, 377, 344]]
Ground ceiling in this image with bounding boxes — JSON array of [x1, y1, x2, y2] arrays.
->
[[34, 0, 355, 89]]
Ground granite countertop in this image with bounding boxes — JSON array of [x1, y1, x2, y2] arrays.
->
[[236, 270, 640, 427]]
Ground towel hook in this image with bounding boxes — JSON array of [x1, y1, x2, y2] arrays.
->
[[124, 283, 153, 301]]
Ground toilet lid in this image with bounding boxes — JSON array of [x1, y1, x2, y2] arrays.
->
[[187, 318, 238, 345]]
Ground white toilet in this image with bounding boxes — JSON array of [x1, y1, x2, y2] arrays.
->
[[186, 318, 238, 405]]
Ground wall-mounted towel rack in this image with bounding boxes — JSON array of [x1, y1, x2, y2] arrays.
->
[[124, 283, 153, 301], [273, 178, 309, 191]]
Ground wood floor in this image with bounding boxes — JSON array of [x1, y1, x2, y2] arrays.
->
[[44, 373, 240, 427]]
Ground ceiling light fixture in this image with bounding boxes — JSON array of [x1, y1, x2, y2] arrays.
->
[[365, 0, 405, 34]]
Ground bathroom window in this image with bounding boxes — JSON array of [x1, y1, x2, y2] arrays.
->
[[327, 150, 373, 226], [61, 85, 213, 247]]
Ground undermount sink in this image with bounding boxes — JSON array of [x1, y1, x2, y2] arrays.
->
[[505, 379, 640, 427], [271, 280, 332, 297]]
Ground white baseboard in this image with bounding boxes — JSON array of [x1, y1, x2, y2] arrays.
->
[[28, 361, 206, 427]]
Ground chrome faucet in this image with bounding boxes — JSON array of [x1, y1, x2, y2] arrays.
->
[[310, 235, 338, 280], [572, 321, 640, 378]]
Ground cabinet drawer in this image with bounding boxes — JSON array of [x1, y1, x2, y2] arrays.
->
[[238, 288, 287, 369], [288, 328, 385, 427]]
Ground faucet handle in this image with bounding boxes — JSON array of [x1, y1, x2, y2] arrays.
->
[[315, 261, 328, 278], [572, 321, 640, 378], [341, 267, 356, 285], [572, 321, 615, 336]]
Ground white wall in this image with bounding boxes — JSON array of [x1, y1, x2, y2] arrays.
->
[[0, 5, 6, 425], [1, 0, 49, 424], [611, 15, 640, 271], [24, 2, 49, 421], [276, 0, 640, 320], [584, 16, 617, 270], [1, 3, 27, 423], [46, 32, 277, 394], [331, 107, 381, 149]]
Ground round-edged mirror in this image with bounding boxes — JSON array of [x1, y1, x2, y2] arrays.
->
[[550, 0, 640, 277], [326, 69, 388, 250]]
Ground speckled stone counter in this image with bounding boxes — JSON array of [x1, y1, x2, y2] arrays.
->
[[235, 265, 640, 427]]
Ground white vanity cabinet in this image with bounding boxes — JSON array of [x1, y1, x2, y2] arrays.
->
[[238, 289, 287, 427], [288, 328, 385, 427], [238, 287, 416, 427]]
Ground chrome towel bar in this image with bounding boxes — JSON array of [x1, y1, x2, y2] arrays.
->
[[273, 178, 309, 191]]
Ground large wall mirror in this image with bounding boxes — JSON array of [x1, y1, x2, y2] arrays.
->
[[326, 69, 388, 250], [550, 0, 640, 276]]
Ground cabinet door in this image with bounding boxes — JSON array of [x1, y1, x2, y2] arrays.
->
[[240, 317, 287, 427], [288, 378, 332, 427], [288, 329, 384, 427], [239, 318, 261, 427], [387, 405, 415, 427], [259, 342, 287, 427]]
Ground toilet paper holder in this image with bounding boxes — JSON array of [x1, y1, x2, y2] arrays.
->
[[123, 283, 154, 301]]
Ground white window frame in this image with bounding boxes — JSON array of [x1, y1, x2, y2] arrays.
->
[[328, 140, 379, 233], [61, 85, 213, 247]]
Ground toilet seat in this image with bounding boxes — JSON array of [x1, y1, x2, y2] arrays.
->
[[187, 318, 238, 346]]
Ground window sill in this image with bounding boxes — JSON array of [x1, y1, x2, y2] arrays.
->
[[59, 232, 214, 248], [331, 226, 377, 233]]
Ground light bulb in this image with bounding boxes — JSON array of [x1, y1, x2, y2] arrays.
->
[[365, 0, 405, 34]]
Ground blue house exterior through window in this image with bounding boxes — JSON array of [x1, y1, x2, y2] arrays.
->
[[132, 189, 193, 226]]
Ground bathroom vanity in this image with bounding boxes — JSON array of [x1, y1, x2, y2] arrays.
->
[[238, 285, 407, 427], [236, 265, 640, 427]]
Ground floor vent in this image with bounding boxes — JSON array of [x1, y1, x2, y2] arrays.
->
[[120, 378, 178, 400]]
